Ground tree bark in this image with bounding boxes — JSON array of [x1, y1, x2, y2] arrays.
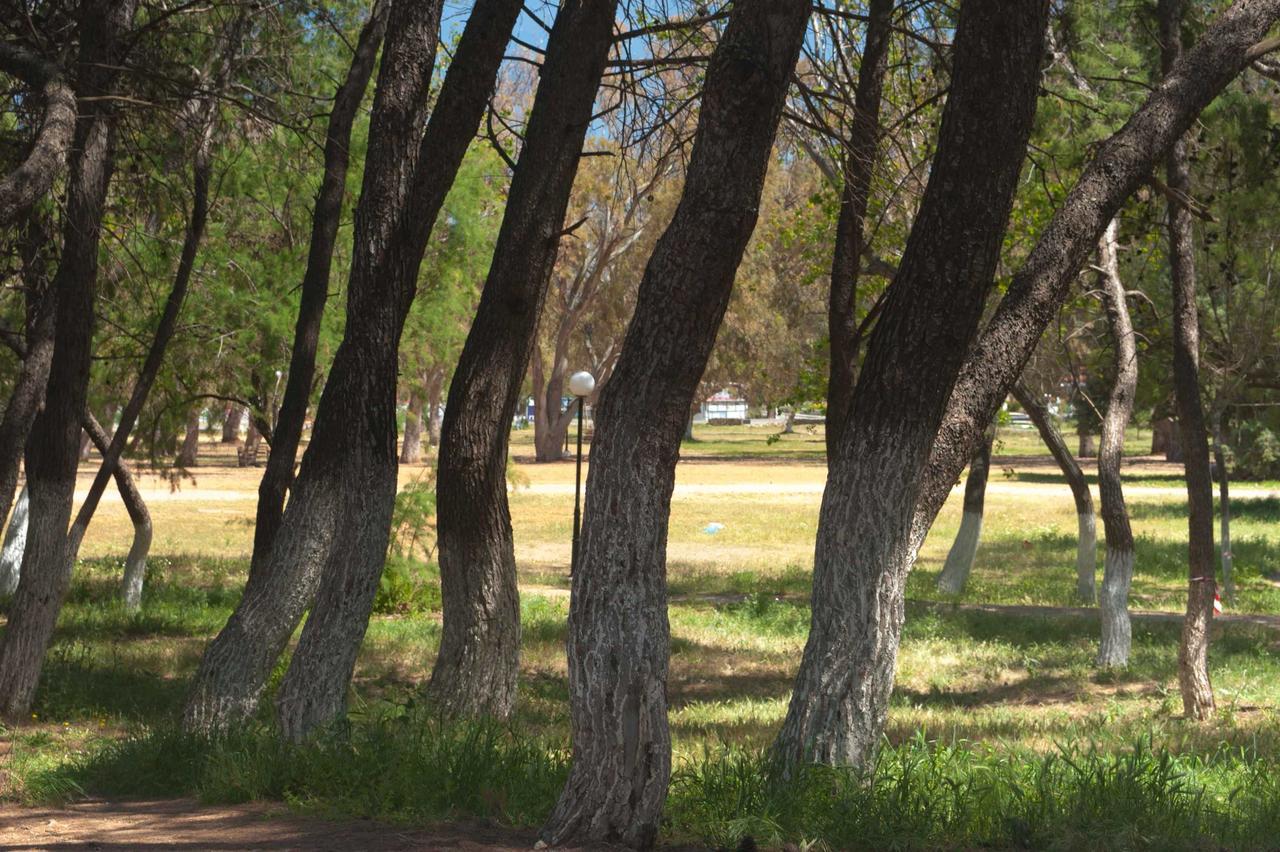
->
[[935, 429, 993, 595], [0, 485, 29, 597], [1012, 381, 1097, 601], [80, 413, 151, 612], [426, 371, 444, 448], [0, 45, 76, 229], [826, 0, 892, 456], [399, 388, 424, 464], [1094, 220, 1138, 668], [1159, 0, 1217, 721], [771, 0, 1050, 770], [431, 0, 618, 718], [539, 3, 812, 845], [1078, 429, 1097, 459], [221, 403, 242, 443], [0, 0, 138, 718], [176, 409, 201, 467], [912, 0, 1280, 569], [250, 2, 388, 579], [237, 419, 261, 466]]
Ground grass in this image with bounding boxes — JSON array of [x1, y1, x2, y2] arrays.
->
[[2, 428, 1280, 848]]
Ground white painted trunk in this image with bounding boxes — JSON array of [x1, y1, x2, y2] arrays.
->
[[1097, 546, 1134, 667], [936, 510, 982, 595], [1076, 510, 1097, 603], [0, 485, 29, 596], [119, 517, 153, 612]]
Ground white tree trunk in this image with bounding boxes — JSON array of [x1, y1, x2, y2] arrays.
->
[[1077, 509, 1097, 602], [937, 511, 983, 595], [1097, 546, 1134, 666], [0, 485, 29, 596]]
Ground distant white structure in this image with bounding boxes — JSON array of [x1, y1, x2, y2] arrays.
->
[[701, 389, 748, 425]]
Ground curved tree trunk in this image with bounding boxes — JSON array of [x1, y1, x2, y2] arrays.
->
[[539, 4, 812, 845], [1094, 220, 1137, 668], [0, 46, 76, 229], [936, 429, 993, 595], [399, 389, 425, 464], [1012, 381, 1097, 601], [250, 2, 388, 579], [81, 412, 151, 612], [771, 0, 1049, 771], [1160, 0, 1217, 721], [0, 0, 138, 717], [0, 485, 29, 597], [826, 0, 892, 456], [431, 0, 618, 719]]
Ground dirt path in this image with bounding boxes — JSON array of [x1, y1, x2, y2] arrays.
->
[[0, 799, 550, 851]]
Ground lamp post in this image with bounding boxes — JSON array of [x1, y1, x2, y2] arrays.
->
[[568, 370, 595, 575]]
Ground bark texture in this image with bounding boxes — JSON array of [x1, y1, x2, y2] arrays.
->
[[81, 413, 151, 612], [935, 431, 993, 595], [539, 3, 812, 845], [0, 0, 137, 717], [0, 45, 76, 229], [250, 2, 388, 579], [221, 404, 242, 443], [913, 0, 1280, 563], [772, 0, 1050, 770], [1094, 220, 1137, 668], [1161, 0, 1217, 720], [0, 485, 29, 596], [826, 0, 892, 456], [431, 0, 616, 718], [1013, 381, 1097, 601]]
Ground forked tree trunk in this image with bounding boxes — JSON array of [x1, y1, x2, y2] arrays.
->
[[1213, 414, 1234, 603], [0, 0, 137, 717], [0, 485, 29, 596], [221, 403, 242, 443], [935, 430, 993, 595], [250, 2, 388, 579], [539, 4, 812, 845], [81, 413, 151, 612], [913, 0, 1280, 620], [771, 0, 1049, 770], [431, 0, 618, 719], [400, 389, 424, 464], [1160, 0, 1217, 720], [826, 0, 892, 455], [176, 410, 200, 467], [1013, 381, 1097, 601], [1094, 220, 1138, 668]]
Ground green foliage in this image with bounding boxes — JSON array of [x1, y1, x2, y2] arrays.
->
[[1229, 421, 1280, 481], [375, 474, 439, 615]]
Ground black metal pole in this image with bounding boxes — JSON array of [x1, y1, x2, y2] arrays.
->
[[571, 396, 584, 575]]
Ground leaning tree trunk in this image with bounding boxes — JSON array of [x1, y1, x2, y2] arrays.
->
[[0, 46, 76, 229], [1160, 0, 1217, 720], [539, 4, 812, 845], [936, 429, 994, 595], [1094, 220, 1138, 668], [221, 403, 242, 443], [911, 0, 1280, 628], [770, 0, 1049, 771], [0, 485, 29, 597], [81, 412, 151, 611], [431, 0, 618, 719], [1213, 412, 1234, 603], [0, 0, 137, 717], [249, 2, 388, 580], [399, 389, 425, 464], [826, 0, 892, 456], [1013, 381, 1097, 601], [176, 410, 200, 467]]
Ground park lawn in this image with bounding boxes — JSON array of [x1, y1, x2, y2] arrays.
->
[[4, 428, 1280, 847]]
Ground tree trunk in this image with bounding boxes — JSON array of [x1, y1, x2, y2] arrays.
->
[[0, 485, 29, 597], [1078, 429, 1097, 459], [1094, 220, 1138, 668], [221, 403, 242, 443], [1213, 413, 1234, 603], [539, 4, 812, 845], [427, 372, 444, 447], [177, 409, 201, 467], [912, 0, 1280, 589], [1159, 0, 1217, 721], [185, 0, 519, 737], [0, 0, 137, 718], [826, 0, 892, 456], [250, 2, 388, 580], [531, 348, 568, 463], [81, 413, 151, 612], [935, 430, 993, 595], [400, 389, 424, 464], [1013, 381, 1097, 601], [771, 0, 1049, 771], [431, 0, 617, 719], [0, 49, 76, 229]]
